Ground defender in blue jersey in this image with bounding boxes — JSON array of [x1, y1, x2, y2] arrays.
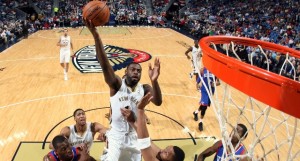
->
[[197, 124, 248, 161], [43, 135, 96, 161], [193, 68, 220, 131]]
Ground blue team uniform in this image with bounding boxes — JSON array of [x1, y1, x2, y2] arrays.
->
[[48, 147, 79, 161], [214, 142, 247, 161], [197, 68, 215, 106]]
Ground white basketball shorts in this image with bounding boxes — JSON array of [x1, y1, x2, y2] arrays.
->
[[60, 50, 71, 63], [100, 129, 141, 161]]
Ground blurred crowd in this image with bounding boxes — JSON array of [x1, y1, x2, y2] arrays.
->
[[171, 0, 300, 81], [177, 0, 300, 49]]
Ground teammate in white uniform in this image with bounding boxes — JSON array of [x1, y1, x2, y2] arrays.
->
[[57, 28, 74, 80], [50, 109, 107, 151], [185, 40, 202, 80], [84, 19, 162, 161]]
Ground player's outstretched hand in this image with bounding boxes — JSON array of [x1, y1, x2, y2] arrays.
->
[[148, 57, 160, 82], [137, 93, 153, 110], [121, 108, 135, 123], [78, 143, 96, 161], [77, 143, 88, 152], [83, 18, 97, 36]]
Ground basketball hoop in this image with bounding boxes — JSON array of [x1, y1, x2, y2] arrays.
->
[[198, 36, 300, 161]]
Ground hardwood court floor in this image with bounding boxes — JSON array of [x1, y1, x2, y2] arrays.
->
[[0, 27, 299, 161]]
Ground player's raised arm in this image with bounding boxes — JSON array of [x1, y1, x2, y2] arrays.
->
[[91, 122, 108, 141], [197, 140, 221, 161], [185, 46, 192, 59], [145, 58, 162, 106], [136, 93, 161, 161], [84, 19, 121, 93], [78, 143, 97, 161]]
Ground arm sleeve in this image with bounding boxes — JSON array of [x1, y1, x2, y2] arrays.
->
[[137, 137, 151, 150]]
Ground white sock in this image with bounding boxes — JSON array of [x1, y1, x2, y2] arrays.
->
[[194, 110, 198, 114], [199, 119, 203, 123]]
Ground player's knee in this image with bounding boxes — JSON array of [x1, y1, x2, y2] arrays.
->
[[200, 105, 207, 116]]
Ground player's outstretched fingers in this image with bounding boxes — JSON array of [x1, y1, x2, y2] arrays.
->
[[137, 93, 153, 110]]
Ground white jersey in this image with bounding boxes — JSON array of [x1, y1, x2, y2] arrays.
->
[[110, 79, 144, 133], [192, 46, 201, 63], [68, 122, 94, 150], [191, 46, 202, 72], [60, 35, 71, 51]]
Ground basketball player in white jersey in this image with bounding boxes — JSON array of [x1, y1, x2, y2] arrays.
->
[[84, 20, 162, 161], [57, 28, 74, 80], [49, 109, 108, 151], [185, 40, 202, 81]]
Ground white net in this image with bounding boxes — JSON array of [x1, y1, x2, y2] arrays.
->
[[197, 40, 300, 161]]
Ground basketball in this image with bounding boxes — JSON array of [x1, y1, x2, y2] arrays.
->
[[82, 1, 110, 26]]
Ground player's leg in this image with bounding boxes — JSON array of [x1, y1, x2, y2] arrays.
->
[[64, 51, 71, 80], [65, 63, 69, 72], [60, 51, 67, 80], [100, 131, 122, 161], [60, 51, 65, 69], [195, 73, 199, 90], [126, 133, 142, 161], [198, 91, 210, 131], [193, 104, 199, 121], [63, 62, 68, 80], [190, 59, 195, 79], [198, 105, 207, 131], [193, 85, 203, 121]]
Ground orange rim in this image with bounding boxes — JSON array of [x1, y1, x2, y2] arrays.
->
[[199, 36, 300, 119]]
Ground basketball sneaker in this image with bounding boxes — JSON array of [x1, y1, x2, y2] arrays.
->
[[198, 122, 203, 131], [193, 112, 198, 121]]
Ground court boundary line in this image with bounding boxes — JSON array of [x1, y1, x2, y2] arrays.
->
[[11, 142, 22, 161]]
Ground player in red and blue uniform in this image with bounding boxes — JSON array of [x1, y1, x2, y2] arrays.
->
[[193, 67, 219, 131], [197, 124, 248, 161], [43, 135, 96, 161], [47, 146, 79, 161]]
